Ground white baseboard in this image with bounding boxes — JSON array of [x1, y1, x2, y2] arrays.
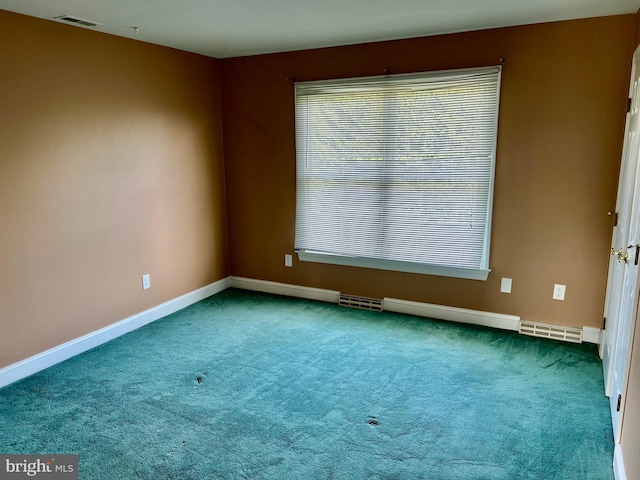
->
[[228, 277, 595, 342], [383, 297, 521, 331], [582, 326, 602, 345], [0, 277, 230, 389], [614, 445, 626, 480], [229, 276, 340, 303], [2, 275, 601, 390]]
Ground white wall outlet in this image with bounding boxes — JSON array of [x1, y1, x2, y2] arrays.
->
[[500, 277, 512, 294], [284, 254, 293, 267], [142, 274, 151, 290], [553, 284, 566, 301]]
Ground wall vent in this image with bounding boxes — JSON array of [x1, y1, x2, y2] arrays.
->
[[54, 15, 102, 27], [338, 294, 383, 312], [519, 320, 582, 343]]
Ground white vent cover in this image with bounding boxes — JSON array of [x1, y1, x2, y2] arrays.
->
[[338, 294, 383, 312], [54, 15, 102, 27], [519, 320, 582, 343]]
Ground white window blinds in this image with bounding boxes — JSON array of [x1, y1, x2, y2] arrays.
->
[[294, 66, 501, 280]]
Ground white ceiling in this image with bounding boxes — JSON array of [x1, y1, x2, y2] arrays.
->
[[1, 0, 639, 58]]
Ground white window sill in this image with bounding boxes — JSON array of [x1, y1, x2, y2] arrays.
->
[[296, 251, 490, 281]]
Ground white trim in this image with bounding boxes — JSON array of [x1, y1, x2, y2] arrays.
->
[[229, 276, 340, 303], [296, 251, 491, 281], [1, 275, 599, 389], [582, 326, 602, 345], [382, 297, 520, 331], [614, 445, 626, 480], [0, 278, 230, 389], [230, 278, 589, 339]]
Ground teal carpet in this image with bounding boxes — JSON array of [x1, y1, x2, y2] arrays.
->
[[0, 289, 613, 479]]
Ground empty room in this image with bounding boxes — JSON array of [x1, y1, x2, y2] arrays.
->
[[1, 0, 640, 478]]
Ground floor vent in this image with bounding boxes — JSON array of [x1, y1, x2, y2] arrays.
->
[[519, 320, 582, 343], [338, 294, 383, 312]]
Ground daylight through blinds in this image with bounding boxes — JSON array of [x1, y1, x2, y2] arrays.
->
[[295, 66, 501, 274]]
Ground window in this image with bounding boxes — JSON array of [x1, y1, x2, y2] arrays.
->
[[294, 66, 502, 281]]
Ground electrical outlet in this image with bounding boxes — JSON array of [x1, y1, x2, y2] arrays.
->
[[142, 274, 151, 290], [500, 277, 512, 293], [553, 284, 566, 301], [284, 254, 293, 267]]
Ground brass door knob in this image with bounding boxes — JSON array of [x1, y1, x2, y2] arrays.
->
[[618, 251, 629, 263]]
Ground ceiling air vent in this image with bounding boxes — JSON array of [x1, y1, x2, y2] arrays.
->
[[54, 15, 102, 27]]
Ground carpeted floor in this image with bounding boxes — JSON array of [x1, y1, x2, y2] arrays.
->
[[0, 289, 614, 479]]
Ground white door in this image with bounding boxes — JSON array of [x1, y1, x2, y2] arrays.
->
[[602, 96, 637, 395], [609, 138, 640, 439], [603, 46, 640, 440], [602, 50, 640, 394]]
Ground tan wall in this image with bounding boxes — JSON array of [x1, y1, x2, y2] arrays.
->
[[0, 10, 228, 368], [220, 15, 635, 329]]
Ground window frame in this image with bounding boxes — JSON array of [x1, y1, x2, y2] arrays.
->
[[294, 66, 502, 281]]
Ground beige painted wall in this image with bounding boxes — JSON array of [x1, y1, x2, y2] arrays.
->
[[219, 15, 635, 329], [0, 10, 228, 369]]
